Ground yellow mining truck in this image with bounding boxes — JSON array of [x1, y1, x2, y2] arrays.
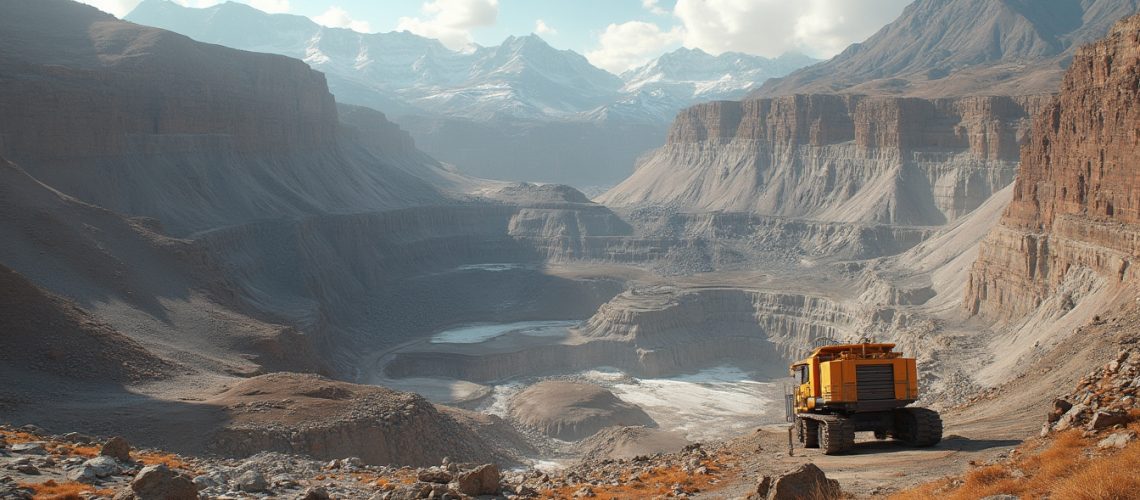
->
[[785, 342, 942, 454]]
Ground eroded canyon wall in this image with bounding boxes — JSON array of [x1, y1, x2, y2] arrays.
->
[[967, 13, 1140, 319], [600, 94, 1047, 227], [0, 0, 444, 235]]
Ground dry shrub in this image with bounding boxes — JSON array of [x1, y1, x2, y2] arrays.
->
[[893, 429, 1140, 500], [1018, 430, 1088, 478], [1047, 435, 1140, 499]]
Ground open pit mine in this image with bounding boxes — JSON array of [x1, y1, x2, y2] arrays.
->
[[3, 0, 1140, 499]]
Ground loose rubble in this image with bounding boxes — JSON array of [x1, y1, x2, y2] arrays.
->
[[1042, 346, 1139, 436], [0, 422, 849, 499]]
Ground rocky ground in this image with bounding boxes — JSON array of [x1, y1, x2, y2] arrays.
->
[[0, 423, 844, 500], [891, 341, 1140, 499]]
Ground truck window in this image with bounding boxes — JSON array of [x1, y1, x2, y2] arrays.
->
[[796, 365, 808, 384]]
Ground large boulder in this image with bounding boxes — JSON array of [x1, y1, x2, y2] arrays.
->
[[1088, 410, 1129, 430], [452, 464, 500, 496], [83, 456, 121, 478], [115, 464, 197, 500], [235, 470, 269, 492], [753, 463, 840, 500], [101, 436, 131, 461]]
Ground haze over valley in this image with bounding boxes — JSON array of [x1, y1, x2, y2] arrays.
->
[[3, 0, 1140, 498]]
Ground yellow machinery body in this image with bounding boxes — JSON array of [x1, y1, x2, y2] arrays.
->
[[786, 342, 942, 454], [791, 343, 918, 413]]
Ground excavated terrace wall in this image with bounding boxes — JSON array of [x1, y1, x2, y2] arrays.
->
[[600, 94, 1049, 226]]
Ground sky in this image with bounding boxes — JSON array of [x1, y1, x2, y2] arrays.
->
[[77, 0, 914, 73]]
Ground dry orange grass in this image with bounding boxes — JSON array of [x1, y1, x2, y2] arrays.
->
[[135, 450, 194, 471], [1, 430, 42, 444], [892, 424, 1140, 500], [17, 480, 113, 500], [540, 460, 732, 500], [63, 444, 100, 458]]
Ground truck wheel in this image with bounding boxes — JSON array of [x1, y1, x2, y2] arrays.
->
[[819, 417, 855, 455], [802, 418, 819, 448], [893, 408, 943, 447]]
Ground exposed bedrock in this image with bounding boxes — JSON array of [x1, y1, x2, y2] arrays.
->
[[618, 211, 935, 268], [968, 14, 1140, 319], [600, 94, 1048, 225]]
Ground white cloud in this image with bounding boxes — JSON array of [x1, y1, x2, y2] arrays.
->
[[175, 0, 220, 7], [396, 0, 499, 50], [75, 0, 142, 16], [247, 0, 290, 14], [75, 0, 288, 17], [534, 19, 557, 36], [642, 0, 668, 15], [586, 21, 682, 74], [313, 6, 372, 33], [672, 0, 912, 58]]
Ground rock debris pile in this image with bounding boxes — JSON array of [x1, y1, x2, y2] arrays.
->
[[1043, 345, 1139, 442]]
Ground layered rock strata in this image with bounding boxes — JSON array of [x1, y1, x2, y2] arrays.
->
[[600, 95, 1046, 226], [0, 0, 443, 235], [968, 14, 1140, 318]]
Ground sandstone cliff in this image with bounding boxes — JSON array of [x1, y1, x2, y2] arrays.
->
[[600, 94, 1046, 226], [968, 13, 1140, 319]]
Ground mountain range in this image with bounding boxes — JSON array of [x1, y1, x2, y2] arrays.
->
[[124, 0, 816, 187], [755, 0, 1140, 97]]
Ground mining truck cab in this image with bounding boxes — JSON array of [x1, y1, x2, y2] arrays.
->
[[787, 342, 942, 454]]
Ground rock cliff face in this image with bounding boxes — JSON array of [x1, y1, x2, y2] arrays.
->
[[600, 94, 1045, 226], [968, 13, 1140, 318], [0, 4, 336, 159], [0, 0, 443, 235]]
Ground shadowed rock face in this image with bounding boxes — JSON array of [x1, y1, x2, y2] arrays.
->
[[600, 94, 1047, 226], [0, 0, 337, 159], [968, 13, 1140, 318], [0, 0, 446, 236], [0, 262, 173, 383]]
